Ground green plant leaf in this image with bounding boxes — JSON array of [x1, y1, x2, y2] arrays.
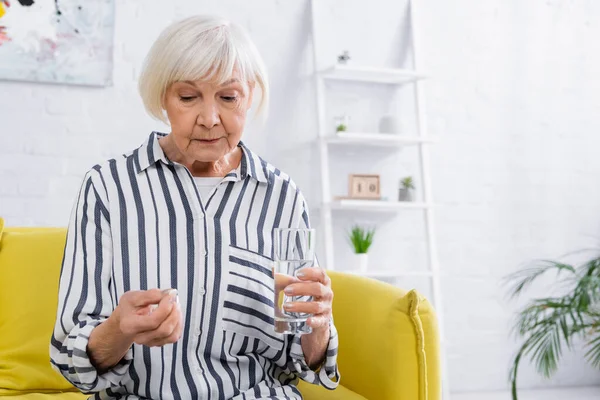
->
[[504, 261, 576, 300], [347, 225, 375, 254], [401, 176, 415, 189], [559, 317, 571, 347], [526, 322, 562, 378], [336, 124, 347, 132], [585, 331, 600, 369]]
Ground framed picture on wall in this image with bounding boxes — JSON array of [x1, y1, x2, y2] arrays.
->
[[0, 0, 116, 86], [349, 174, 380, 200]]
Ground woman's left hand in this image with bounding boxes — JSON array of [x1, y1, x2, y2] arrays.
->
[[283, 268, 333, 331]]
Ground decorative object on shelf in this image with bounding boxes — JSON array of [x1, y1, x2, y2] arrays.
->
[[378, 115, 402, 134], [348, 225, 375, 272], [504, 253, 600, 400], [399, 176, 415, 202], [336, 123, 347, 133], [337, 50, 350, 65], [334, 113, 350, 133], [349, 174, 380, 200]]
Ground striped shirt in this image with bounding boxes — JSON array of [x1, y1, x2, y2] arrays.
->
[[50, 131, 340, 400]]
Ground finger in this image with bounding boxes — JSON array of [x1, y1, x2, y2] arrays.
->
[[284, 282, 331, 299], [151, 311, 184, 347], [123, 292, 176, 334], [135, 305, 153, 316], [144, 291, 178, 326], [307, 315, 331, 329], [123, 288, 164, 308], [147, 289, 179, 313], [139, 316, 181, 348], [283, 300, 330, 316], [137, 304, 182, 346], [296, 267, 330, 285], [274, 272, 300, 292], [170, 308, 184, 341]]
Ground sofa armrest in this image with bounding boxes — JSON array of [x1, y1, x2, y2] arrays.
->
[[327, 271, 441, 400]]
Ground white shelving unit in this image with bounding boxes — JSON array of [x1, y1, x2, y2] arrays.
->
[[320, 64, 426, 84], [328, 199, 432, 212], [309, 1, 450, 399], [324, 131, 433, 147]]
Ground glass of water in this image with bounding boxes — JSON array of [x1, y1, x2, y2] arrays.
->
[[273, 228, 316, 335]]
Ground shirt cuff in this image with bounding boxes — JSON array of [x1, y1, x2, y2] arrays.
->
[[70, 319, 133, 391], [290, 321, 340, 390]]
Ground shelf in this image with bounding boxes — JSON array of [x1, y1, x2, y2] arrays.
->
[[344, 270, 433, 278], [323, 132, 433, 147], [327, 199, 432, 212], [320, 65, 426, 85]]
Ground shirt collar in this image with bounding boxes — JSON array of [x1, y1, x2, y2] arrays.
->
[[134, 131, 270, 184]]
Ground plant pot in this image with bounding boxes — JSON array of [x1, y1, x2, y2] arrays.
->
[[398, 188, 413, 202], [355, 253, 368, 272], [378, 115, 402, 134]]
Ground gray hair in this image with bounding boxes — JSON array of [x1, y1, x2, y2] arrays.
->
[[138, 15, 269, 123]]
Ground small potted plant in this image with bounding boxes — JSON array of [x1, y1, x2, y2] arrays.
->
[[348, 225, 375, 272], [334, 114, 350, 133], [399, 176, 415, 201]]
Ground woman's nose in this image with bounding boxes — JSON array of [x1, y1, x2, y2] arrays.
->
[[196, 103, 220, 129]]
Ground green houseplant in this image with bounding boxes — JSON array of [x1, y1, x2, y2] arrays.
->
[[504, 254, 600, 400], [399, 176, 415, 202], [348, 225, 375, 272], [335, 123, 347, 133]]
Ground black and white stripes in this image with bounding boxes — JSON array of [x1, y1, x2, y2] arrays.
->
[[50, 132, 339, 399]]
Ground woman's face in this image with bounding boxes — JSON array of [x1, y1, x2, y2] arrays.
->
[[163, 71, 254, 163]]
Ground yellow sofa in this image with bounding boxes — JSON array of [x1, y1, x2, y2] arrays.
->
[[0, 221, 441, 400]]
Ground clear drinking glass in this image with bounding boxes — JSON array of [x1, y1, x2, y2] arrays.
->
[[273, 228, 316, 335]]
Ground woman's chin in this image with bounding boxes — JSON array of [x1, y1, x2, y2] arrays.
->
[[188, 147, 226, 163]]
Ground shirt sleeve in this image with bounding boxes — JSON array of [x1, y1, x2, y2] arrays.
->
[[49, 169, 132, 392], [288, 193, 340, 389], [289, 321, 340, 389]]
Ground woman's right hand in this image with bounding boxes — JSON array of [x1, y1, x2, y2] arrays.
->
[[113, 288, 183, 347]]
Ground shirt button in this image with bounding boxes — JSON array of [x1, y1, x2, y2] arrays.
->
[[201, 249, 207, 257], [195, 328, 202, 335]]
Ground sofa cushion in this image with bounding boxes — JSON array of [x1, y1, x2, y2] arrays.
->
[[0, 392, 87, 399], [0, 227, 79, 395], [326, 271, 440, 400], [298, 382, 367, 400]]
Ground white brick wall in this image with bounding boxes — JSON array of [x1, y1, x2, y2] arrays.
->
[[1, 0, 600, 393]]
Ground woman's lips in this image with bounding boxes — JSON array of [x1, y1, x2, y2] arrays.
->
[[196, 138, 221, 144]]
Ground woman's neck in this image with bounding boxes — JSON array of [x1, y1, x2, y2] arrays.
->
[[159, 135, 242, 178]]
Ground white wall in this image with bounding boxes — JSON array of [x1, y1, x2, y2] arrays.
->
[[424, 0, 600, 392], [1, 0, 600, 393]]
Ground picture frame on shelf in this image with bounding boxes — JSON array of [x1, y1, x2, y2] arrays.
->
[[348, 174, 380, 200]]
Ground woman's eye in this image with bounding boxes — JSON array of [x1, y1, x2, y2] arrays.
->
[[221, 96, 237, 103], [179, 96, 196, 102]]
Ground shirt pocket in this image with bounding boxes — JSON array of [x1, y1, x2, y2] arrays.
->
[[223, 245, 285, 351]]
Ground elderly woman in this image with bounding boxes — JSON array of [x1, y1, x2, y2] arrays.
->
[[50, 15, 339, 400]]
